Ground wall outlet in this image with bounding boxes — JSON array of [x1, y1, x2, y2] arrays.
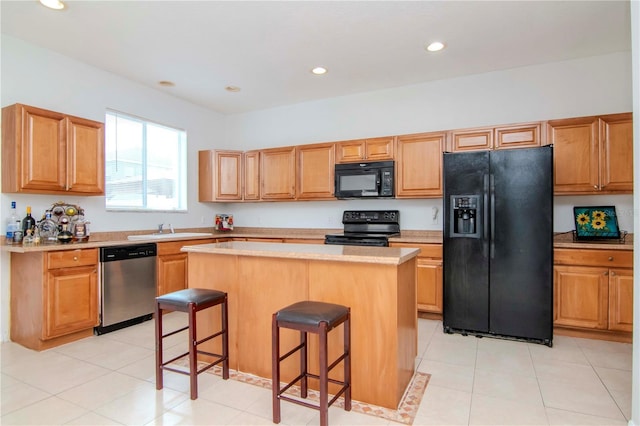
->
[[431, 206, 439, 225]]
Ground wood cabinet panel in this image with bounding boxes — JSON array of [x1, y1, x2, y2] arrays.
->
[[550, 113, 632, 194], [157, 239, 216, 296], [261, 147, 296, 199], [47, 248, 98, 269], [449, 128, 493, 151], [395, 132, 444, 198], [391, 242, 442, 314], [2, 103, 104, 195], [554, 265, 609, 330], [494, 122, 543, 150], [550, 117, 599, 193], [296, 143, 335, 200], [554, 248, 632, 268], [66, 115, 105, 194], [608, 268, 634, 332], [198, 150, 243, 201], [244, 150, 261, 200], [599, 113, 633, 192], [45, 265, 99, 339], [365, 137, 395, 160], [157, 253, 188, 297], [336, 137, 394, 163]]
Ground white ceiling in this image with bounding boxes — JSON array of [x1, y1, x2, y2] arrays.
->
[[1, 1, 632, 115]]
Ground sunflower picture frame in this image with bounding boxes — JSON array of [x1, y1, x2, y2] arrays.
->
[[573, 206, 621, 241]]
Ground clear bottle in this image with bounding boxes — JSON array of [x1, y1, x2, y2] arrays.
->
[[5, 201, 21, 244], [22, 206, 36, 235]]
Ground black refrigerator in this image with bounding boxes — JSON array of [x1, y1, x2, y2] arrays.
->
[[443, 146, 553, 346]]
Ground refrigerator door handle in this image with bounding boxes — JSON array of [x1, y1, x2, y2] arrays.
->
[[483, 174, 489, 257], [490, 174, 496, 259]]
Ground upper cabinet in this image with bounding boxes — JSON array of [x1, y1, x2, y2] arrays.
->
[[261, 146, 296, 200], [448, 122, 543, 152], [2, 103, 105, 195], [296, 142, 335, 200], [244, 150, 261, 201], [550, 113, 632, 194], [395, 132, 445, 198], [336, 136, 394, 163], [198, 150, 243, 202]]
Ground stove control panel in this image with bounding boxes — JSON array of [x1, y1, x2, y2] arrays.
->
[[342, 210, 399, 224]]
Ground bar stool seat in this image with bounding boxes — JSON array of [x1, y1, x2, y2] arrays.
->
[[272, 301, 351, 426], [155, 288, 229, 400]]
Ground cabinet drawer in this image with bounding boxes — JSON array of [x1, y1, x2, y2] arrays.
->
[[391, 243, 442, 259], [554, 248, 632, 268], [157, 239, 215, 255], [47, 248, 98, 269]]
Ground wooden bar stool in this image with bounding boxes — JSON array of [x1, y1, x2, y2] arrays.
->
[[155, 288, 229, 400], [272, 301, 351, 426]]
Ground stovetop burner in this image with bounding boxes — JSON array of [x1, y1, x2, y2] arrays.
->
[[324, 210, 400, 247]]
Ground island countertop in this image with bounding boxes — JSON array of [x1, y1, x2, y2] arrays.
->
[[181, 241, 421, 265]]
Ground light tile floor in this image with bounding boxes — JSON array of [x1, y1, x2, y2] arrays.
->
[[0, 314, 632, 425]]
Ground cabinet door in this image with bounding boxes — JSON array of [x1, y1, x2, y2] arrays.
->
[[449, 127, 493, 152], [157, 252, 188, 296], [244, 150, 261, 200], [396, 132, 444, 198], [336, 139, 365, 163], [297, 143, 335, 200], [44, 265, 99, 339], [554, 265, 608, 329], [18, 105, 68, 192], [600, 113, 633, 193], [494, 122, 543, 150], [365, 137, 395, 160], [548, 116, 599, 194], [198, 150, 243, 201], [416, 259, 443, 313], [66, 115, 105, 194], [261, 147, 296, 199], [608, 268, 633, 332]]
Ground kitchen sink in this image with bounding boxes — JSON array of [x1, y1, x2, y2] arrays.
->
[[127, 232, 214, 240]]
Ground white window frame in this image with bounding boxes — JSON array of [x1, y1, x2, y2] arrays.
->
[[105, 110, 187, 212]]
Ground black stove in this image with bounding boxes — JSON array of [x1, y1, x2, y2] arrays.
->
[[324, 210, 400, 247]]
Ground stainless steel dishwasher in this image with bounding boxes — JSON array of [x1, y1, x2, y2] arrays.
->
[[96, 243, 157, 335]]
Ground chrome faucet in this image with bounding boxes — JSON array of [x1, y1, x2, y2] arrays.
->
[[169, 223, 175, 234], [157, 223, 164, 234]]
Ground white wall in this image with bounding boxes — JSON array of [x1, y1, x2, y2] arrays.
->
[[630, 0, 639, 424]]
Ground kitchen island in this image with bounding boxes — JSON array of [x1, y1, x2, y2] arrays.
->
[[182, 241, 420, 409]]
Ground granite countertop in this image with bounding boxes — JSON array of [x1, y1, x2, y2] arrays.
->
[[2, 226, 633, 253], [182, 241, 421, 265]]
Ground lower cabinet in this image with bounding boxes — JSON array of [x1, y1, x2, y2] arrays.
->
[[11, 248, 99, 350], [390, 242, 443, 315], [157, 239, 215, 296], [554, 248, 633, 340]]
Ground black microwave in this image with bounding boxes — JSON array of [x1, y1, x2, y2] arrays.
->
[[334, 161, 395, 199]]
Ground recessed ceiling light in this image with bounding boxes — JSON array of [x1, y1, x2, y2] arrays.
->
[[39, 0, 65, 10], [225, 86, 241, 92], [158, 80, 175, 87], [311, 67, 328, 75], [425, 41, 446, 52]]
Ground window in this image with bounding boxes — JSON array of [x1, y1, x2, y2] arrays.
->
[[105, 110, 187, 211]]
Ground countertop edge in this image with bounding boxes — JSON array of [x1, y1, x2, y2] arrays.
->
[[182, 242, 420, 265]]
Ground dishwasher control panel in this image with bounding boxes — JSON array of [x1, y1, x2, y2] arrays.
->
[[101, 243, 157, 262]]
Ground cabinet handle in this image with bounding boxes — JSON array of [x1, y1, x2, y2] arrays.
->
[[73, 256, 78, 261], [608, 256, 614, 261], [604, 271, 609, 276], [611, 271, 616, 276], [593, 185, 599, 190]]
